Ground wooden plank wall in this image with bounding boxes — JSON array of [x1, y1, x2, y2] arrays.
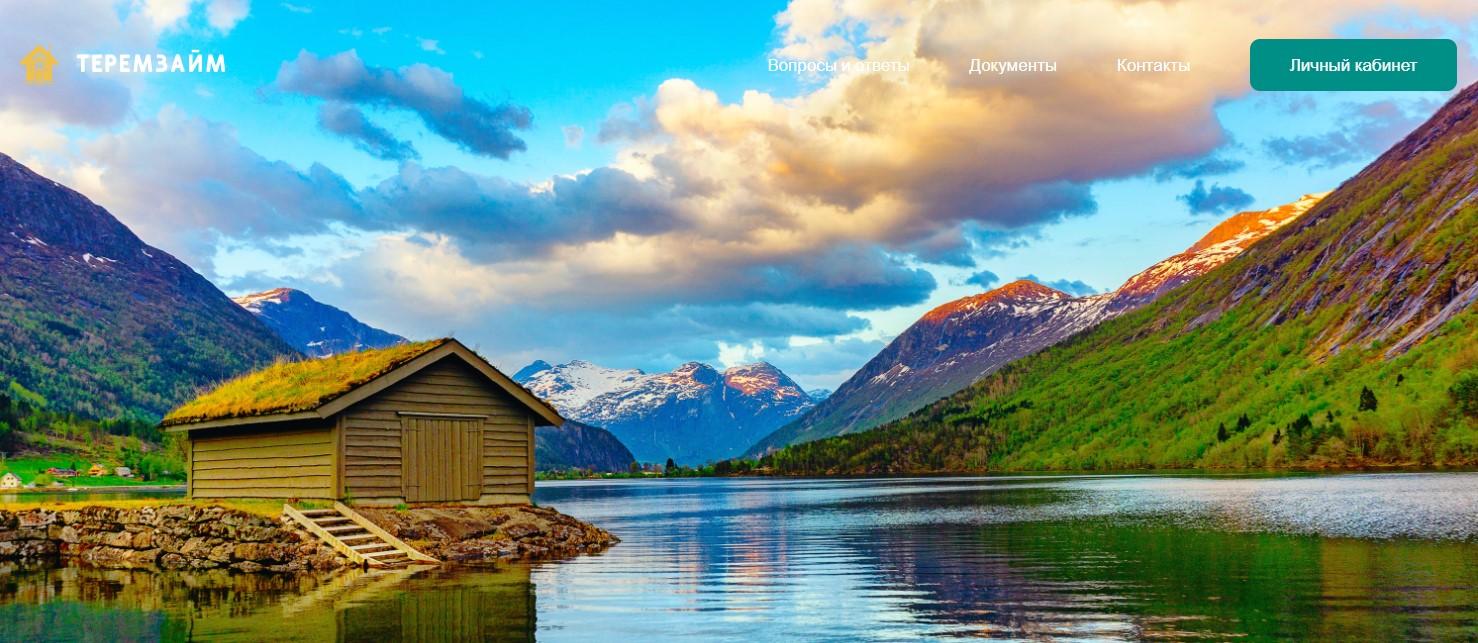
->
[[401, 416, 483, 502], [190, 425, 334, 498], [341, 357, 533, 503]]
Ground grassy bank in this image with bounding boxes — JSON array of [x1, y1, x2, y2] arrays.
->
[[0, 455, 183, 488], [0, 380, 187, 488], [0, 497, 286, 518]]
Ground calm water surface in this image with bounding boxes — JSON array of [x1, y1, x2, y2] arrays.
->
[[2, 473, 1477, 641]]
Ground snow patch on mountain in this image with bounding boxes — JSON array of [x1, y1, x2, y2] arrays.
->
[[521, 360, 649, 411]]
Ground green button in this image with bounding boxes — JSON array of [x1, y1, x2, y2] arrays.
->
[[1250, 39, 1456, 91]]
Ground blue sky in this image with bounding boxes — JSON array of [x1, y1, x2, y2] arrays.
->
[[4, 0, 1477, 389]]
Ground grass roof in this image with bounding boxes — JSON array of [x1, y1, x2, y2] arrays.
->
[[162, 339, 451, 426]]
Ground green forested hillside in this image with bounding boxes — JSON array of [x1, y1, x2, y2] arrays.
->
[[0, 380, 185, 481], [762, 83, 1478, 475], [0, 153, 298, 421], [535, 421, 637, 473]]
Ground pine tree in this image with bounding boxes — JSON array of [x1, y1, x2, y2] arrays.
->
[[1216, 423, 1229, 442], [1286, 414, 1314, 459], [1451, 374, 1478, 417], [1359, 386, 1379, 412], [1235, 414, 1251, 432]]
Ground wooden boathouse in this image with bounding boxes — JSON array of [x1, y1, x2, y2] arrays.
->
[[163, 338, 562, 505]]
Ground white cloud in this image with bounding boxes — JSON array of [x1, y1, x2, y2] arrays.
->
[[205, 0, 249, 32], [135, 0, 250, 33], [137, 0, 194, 30], [74, 106, 361, 272], [0, 112, 68, 161], [283, 0, 1471, 373]]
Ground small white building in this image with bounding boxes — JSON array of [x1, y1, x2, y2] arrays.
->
[[0, 472, 20, 489], [115, 467, 132, 478]]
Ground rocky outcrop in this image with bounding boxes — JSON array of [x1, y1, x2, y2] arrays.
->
[[0, 505, 345, 573], [356, 505, 619, 562]]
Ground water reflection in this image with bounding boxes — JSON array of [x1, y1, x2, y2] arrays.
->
[[532, 475, 1478, 640], [338, 567, 534, 643], [858, 519, 1478, 639], [0, 562, 536, 642], [0, 474, 1474, 640]]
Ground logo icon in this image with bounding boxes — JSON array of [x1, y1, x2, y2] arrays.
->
[[21, 46, 57, 85]]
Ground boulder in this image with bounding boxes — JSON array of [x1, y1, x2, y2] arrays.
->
[[502, 523, 543, 540]]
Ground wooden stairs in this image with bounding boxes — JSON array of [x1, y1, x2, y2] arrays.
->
[[283, 501, 439, 568]]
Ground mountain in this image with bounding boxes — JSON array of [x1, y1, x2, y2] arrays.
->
[[748, 195, 1324, 455], [0, 153, 298, 419], [516, 360, 647, 412], [762, 82, 1478, 474], [535, 421, 635, 472], [516, 359, 813, 464], [807, 389, 832, 402], [234, 287, 406, 357], [1103, 193, 1326, 312], [512, 360, 553, 382]]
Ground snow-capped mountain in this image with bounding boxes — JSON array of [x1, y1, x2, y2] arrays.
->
[[723, 362, 817, 436], [748, 195, 1326, 454], [234, 288, 406, 357], [513, 359, 646, 411], [806, 389, 832, 402], [516, 359, 813, 464], [1105, 193, 1327, 312]]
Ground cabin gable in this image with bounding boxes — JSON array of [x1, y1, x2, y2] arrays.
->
[[338, 355, 536, 505]]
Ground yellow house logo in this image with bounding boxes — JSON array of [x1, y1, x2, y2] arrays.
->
[[21, 46, 57, 85]]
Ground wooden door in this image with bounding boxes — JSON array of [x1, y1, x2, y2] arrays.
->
[[401, 415, 484, 502]]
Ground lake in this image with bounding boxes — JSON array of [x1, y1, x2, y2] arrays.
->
[[1, 473, 1477, 641]]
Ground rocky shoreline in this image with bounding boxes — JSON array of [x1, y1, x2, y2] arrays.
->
[[0, 505, 344, 572], [0, 503, 616, 572], [356, 504, 620, 562]]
